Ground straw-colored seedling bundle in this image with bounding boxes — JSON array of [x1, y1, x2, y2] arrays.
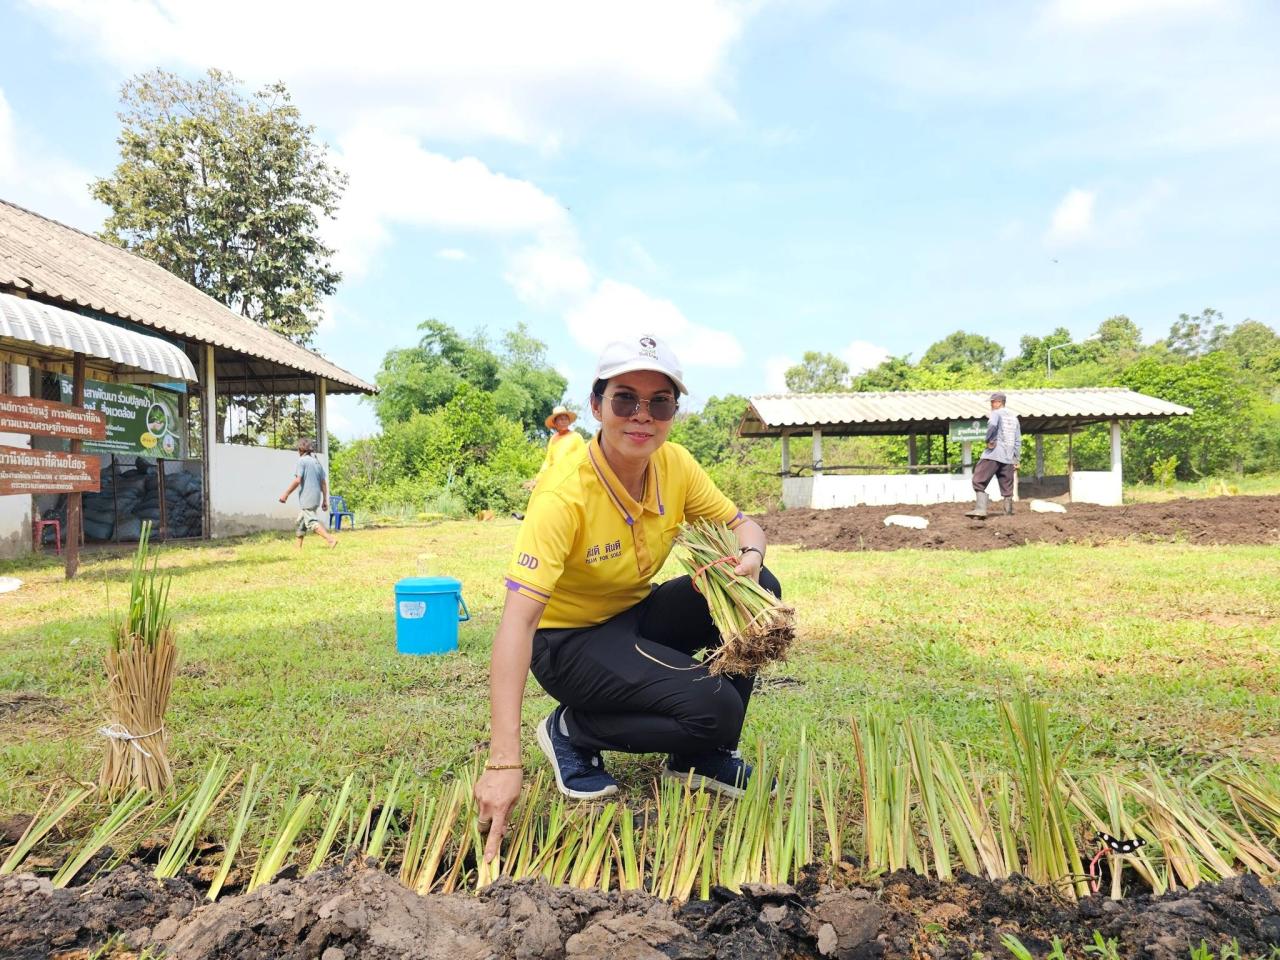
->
[[100, 522, 178, 797], [673, 520, 794, 676]]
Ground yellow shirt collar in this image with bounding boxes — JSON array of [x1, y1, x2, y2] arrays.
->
[[587, 432, 666, 525]]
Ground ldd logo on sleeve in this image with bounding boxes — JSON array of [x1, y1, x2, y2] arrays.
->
[[517, 552, 539, 569]]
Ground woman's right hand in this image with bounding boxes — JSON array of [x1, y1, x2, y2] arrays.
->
[[474, 767, 523, 863]]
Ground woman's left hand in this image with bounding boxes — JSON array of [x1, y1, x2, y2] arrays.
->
[[733, 548, 762, 582]]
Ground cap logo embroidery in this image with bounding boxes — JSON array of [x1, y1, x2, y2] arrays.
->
[[639, 336, 656, 348]]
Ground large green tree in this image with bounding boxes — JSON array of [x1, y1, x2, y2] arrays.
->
[[920, 331, 1005, 372], [784, 351, 850, 392], [93, 69, 345, 345], [373, 319, 567, 435]]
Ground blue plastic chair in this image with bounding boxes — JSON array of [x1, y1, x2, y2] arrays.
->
[[329, 494, 355, 530]]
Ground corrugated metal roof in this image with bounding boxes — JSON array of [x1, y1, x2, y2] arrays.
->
[[1, 292, 197, 382], [740, 389, 1192, 437], [0, 198, 375, 395]]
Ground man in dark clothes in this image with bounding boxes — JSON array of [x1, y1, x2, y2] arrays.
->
[[966, 392, 1021, 518]]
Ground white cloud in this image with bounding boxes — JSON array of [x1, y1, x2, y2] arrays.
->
[[764, 355, 796, 393], [0, 88, 103, 229], [436, 248, 469, 261], [329, 126, 570, 276], [1046, 188, 1096, 245], [505, 245, 594, 309], [841, 339, 890, 375], [24, 0, 750, 145], [1047, 0, 1226, 26], [565, 280, 744, 369], [842, 5, 1280, 158]]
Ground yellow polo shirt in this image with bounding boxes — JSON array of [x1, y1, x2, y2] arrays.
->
[[505, 434, 744, 628], [537, 430, 586, 476]]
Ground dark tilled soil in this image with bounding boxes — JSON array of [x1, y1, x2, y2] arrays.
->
[[3, 862, 1279, 959], [758, 495, 1280, 552]]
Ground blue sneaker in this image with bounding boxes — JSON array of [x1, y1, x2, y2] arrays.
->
[[663, 748, 756, 799], [536, 707, 619, 800]]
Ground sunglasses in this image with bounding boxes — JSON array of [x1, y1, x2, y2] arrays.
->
[[596, 390, 680, 421]]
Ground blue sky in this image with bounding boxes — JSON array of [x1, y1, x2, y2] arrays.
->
[[1, 0, 1277, 438]]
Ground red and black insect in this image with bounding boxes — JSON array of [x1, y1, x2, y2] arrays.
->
[[1088, 832, 1147, 894]]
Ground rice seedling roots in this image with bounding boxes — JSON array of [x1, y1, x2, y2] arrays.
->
[[4, 859, 1277, 959]]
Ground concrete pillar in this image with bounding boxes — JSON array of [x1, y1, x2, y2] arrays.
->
[[961, 441, 973, 477], [780, 430, 791, 476], [812, 428, 823, 476], [1035, 435, 1045, 481], [1110, 419, 1122, 476], [907, 431, 917, 471]]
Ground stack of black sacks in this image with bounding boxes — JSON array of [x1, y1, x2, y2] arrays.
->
[[40, 458, 203, 542]]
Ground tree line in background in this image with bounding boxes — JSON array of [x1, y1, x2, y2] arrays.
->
[[675, 309, 1280, 512], [329, 321, 569, 517]]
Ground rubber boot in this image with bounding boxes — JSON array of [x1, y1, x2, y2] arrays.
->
[[965, 492, 989, 518], [1003, 497, 1014, 515]]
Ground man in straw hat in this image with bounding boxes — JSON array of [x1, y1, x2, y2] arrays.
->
[[525, 405, 586, 490], [965, 392, 1021, 518]]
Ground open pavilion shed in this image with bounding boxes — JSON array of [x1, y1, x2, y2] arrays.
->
[[0, 198, 375, 557], [737, 388, 1193, 509]]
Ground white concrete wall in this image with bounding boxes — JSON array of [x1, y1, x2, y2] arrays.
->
[[1070, 470, 1123, 506], [784, 473, 977, 509], [0, 365, 33, 558], [210, 442, 327, 537]]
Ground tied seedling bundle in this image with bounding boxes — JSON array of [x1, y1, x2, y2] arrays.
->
[[101, 521, 177, 796], [674, 519, 794, 676]]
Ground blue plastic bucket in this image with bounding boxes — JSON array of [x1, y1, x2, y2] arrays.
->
[[394, 576, 470, 655]]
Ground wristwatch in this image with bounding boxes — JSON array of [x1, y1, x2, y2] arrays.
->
[[739, 546, 764, 561]]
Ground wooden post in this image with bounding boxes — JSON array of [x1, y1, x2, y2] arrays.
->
[[65, 352, 85, 579], [201, 345, 215, 539], [811, 427, 823, 476], [315, 377, 328, 458]]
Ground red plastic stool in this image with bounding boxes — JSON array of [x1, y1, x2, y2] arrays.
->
[[33, 519, 62, 555]]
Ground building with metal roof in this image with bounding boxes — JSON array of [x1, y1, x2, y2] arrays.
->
[[1, 197, 376, 558], [738, 388, 1193, 509]]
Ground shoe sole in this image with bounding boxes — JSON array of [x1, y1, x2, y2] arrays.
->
[[536, 715, 619, 801], [661, 766, 747, 799]]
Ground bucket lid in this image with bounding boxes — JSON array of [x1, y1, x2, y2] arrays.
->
[[396, 576, 463, 591]]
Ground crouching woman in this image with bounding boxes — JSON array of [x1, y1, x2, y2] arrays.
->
[[474, 336, 781, 861]]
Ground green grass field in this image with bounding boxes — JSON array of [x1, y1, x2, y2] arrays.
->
[[1124, 472, 1280, 502], [2, 521, 1279, 828]]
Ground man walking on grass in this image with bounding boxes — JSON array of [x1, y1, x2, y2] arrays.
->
[[966, 392, 1021, 518], [278, 438, 338, 548]]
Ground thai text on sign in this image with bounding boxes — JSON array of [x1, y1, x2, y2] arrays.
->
[[0, 395, 107, 440], [0, 445, 101, 495]]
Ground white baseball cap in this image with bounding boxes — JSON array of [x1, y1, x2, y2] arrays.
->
[[593, 335, 688, 395]]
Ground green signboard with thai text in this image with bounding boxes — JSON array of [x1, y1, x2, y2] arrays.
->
[[947, 419, 988, 443], [57, 376, 186, 459]]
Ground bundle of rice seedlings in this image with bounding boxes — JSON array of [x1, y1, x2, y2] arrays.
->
[[673, 519, 794, 676], [100, 522, 178, 796]]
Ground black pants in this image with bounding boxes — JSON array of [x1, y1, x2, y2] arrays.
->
[[530, 568, 782, 756], [972, 458, 1016, 497]]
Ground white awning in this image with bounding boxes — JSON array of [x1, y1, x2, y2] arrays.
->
[[0, 291, 197, 382]]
